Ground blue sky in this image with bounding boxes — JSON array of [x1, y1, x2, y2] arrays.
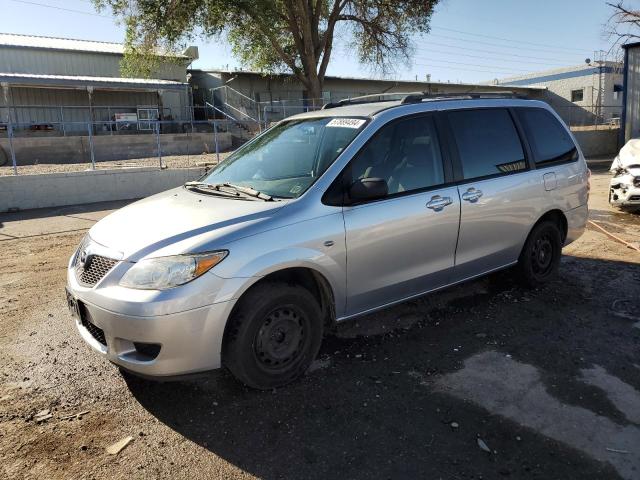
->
[[0, 0, 622, 83]]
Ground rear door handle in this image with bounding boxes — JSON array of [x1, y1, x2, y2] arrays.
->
[[461, 188, 483, 202], [426, 195, 453, 211]]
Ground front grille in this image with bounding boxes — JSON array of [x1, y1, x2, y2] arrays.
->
[[78, 302, 106, 346], [630, 195, 640, 201], [76, 255, 118, 287]]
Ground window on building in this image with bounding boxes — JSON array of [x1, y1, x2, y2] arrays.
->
[[516, 108, 578, 166], [447, 109, 526, 180], [613, 84, 623, 100], [571, 89, 584, 102]]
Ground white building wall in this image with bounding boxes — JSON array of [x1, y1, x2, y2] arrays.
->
[[497, 63, 623, 125]]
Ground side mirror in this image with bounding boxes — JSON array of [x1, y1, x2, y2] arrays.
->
[[348, 177, 388, 203]]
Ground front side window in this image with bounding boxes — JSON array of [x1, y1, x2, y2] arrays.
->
[[349, 115, 445, 195], [201, 117, 366, 198], [447, 109, 526, 180], [516, 108, 578, 165]]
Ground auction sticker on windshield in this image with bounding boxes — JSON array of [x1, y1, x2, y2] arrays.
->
[[326, 118, 366, 128]]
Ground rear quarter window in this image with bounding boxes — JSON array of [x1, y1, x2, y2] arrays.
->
[[516, 108, 578, 166]]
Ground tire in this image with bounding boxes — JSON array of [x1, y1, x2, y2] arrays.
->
[[517, 220, 563, 288], [222, 281, 323, 389]]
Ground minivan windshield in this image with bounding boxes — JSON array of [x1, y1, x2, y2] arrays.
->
[[199, 117, 367, 199]]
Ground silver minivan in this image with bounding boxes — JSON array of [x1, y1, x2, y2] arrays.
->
[[66, 95, 589, 389]]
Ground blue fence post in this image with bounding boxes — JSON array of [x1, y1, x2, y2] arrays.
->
[[213, 120, 220, 164], [156, 121, 163, 168], [7, 123, 17, 175], [87, 122, 96, 170]]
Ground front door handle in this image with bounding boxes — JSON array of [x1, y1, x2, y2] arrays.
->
[[461, 188, 483, 203], [426, 195, 453, 211]]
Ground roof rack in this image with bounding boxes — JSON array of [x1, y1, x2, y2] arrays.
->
[[322, 90, 526, 109], [321, 92, 415, 110], [400, 91, 525, 104]]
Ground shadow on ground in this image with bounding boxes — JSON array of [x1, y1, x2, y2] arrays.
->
[[125, 255, 640, 479]]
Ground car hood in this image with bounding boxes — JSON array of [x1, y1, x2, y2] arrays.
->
[[88, 187, 288, 261]]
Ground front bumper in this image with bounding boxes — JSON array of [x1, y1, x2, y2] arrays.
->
[[610, 183, 640, 207], [67, 294, 235, 376], [65, 250, 245, 376]]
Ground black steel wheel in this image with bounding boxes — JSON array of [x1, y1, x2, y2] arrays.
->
[[517, 220, 562, 287], [222, 281, 323, 389]]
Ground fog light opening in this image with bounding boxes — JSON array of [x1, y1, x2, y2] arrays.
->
[[133, 342, 161, 360]]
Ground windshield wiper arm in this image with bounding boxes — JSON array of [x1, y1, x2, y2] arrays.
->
[[184, 181, 246, 198], [185, 181, 273, 201], [219, 183, 273, 201]]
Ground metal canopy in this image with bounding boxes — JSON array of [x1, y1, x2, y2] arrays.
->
[[0, 72, 187, 91]]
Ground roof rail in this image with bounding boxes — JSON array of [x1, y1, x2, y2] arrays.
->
[[400, 91, 526, 104], [322, 90, 528, 110], [321, 92, 416, 110]]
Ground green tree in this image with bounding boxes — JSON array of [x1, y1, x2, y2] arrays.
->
[[94, 0, 439, 100]]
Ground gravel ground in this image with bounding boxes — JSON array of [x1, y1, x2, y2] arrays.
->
[[0, 152, 234, 176], [0, 164, 639, 479]]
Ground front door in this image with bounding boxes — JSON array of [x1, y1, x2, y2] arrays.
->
[[343, 114, 460, 316]]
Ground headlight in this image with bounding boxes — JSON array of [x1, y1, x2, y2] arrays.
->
[[119, 251, 228, 290]]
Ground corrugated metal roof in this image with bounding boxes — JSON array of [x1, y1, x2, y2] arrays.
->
[[0, 72, 187, 90], [196, 68, 547, 91], [0, 33, 188, 58]]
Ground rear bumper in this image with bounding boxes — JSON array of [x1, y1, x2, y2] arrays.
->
[[564, 203, 588, 246], [70, 295, 235, 377]]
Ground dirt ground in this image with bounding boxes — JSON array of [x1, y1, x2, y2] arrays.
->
[[1, 162, 639, 480]]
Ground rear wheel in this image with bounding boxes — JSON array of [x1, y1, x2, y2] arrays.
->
[[517, 220, 562, 287], [222, 282, 323, 389]]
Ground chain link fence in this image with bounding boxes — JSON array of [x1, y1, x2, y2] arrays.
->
[[552, 104, 622, 130], [0, 118, 265, 175]]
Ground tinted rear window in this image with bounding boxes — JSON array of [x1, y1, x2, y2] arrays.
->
[[448, 109, 526, 180], [516, 108, 577, 165]]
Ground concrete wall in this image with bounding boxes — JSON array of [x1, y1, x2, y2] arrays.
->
[[0, 131, 232, 165], [572, 127, 620, 157], [0, 166, 206, 212]]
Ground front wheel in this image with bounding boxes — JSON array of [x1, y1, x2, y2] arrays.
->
[[222, 282, 323, 389], [517, 220, 562, 287]]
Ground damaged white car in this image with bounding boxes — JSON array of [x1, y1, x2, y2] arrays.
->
[[610, 139, 640, 210]]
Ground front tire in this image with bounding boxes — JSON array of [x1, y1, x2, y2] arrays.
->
[[222, 282, 323, 389], [517, 220, 562, 287]]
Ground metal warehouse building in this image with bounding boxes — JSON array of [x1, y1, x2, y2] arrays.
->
[[190, 69, 546, 125], [0, 33, 198, 134]]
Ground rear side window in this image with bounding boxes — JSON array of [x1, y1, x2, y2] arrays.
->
[[447, 109, 526, 180], [516, 108, 578, 166]]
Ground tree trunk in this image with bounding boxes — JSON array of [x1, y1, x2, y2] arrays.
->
[[306, 75, 323, 103]]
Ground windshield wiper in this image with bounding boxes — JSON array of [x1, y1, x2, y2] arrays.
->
[[184, 182, 273, 201], [184, 181, 245, 199], [219, 183, 273, 201]]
